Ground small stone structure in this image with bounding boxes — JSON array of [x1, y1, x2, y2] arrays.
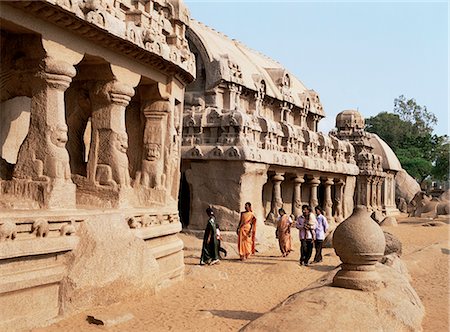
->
[[332, 205, 386, 291], [0, 0, 194, 329]]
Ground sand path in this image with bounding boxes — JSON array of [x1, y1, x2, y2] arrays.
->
[[34, 216, 449, 332]]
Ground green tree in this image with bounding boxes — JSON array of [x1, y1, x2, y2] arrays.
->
[[366, 95, 447, 185]]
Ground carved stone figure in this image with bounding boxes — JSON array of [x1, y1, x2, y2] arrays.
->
[[14, 124, 71, 182], [135, 142, 165, 189], [31, 218, 50, 237], [95, 130, 131, 188], [409, 191, 450, 218], [128, 216, 141, 229], [60, 220, 76, 236], [0, 220, 17, 241]]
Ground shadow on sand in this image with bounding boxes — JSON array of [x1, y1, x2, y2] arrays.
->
[[200, 309, 263, 321]]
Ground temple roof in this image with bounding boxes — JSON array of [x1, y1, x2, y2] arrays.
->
[[188, 19, 324, 116], [368, 133, 402, 172]]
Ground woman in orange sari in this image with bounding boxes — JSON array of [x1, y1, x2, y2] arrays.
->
[[276, 208, 292, 257], [237, 202, 257, 260]]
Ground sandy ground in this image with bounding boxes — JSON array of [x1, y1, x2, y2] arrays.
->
[[34, 215, 449, 332]]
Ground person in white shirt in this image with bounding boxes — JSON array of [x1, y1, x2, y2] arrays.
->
[[295, 205, 317, 266], [313, 206, 329, 263]]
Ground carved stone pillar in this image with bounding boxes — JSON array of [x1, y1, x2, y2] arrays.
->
[[370, 176, 377, 209], [376, 177, 383, 210], [357, 176, 371, 207], [308, 176, 320, 208], [299, 109, 307, 128], [323, 177, 334, 219], [87, 80, 135, 189], [334, 178, 345, 222], [271, 173, 285, 216], [136, 100, 170, 190], [292, 174, 305, 218], [13, 40, 83, 208]]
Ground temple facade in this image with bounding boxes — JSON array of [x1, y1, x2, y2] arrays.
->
[[0, 0, 194, 329], [180, 20, 360, 232], [179, 21, 399, 233], [0, 1, 405, 329]]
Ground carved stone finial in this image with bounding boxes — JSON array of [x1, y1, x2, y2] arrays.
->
[[332, 205, 386, 291]]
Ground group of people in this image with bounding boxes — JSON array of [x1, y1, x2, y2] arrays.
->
[[277, 205, 329, 266], [199, 202, 328, 267], [200, 202, 256, 265]]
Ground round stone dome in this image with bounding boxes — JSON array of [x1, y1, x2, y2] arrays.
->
[[336, 110, 365, 130]]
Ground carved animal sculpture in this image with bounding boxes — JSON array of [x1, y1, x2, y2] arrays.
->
[[60, 220, 76, 236], [135, 142, 165, 189], [14, 125, 71, 182], [409, 191, 450, 218], [128, 217, 141, 229], [95, 130, 131, 188], [140, 215, 151, 227], [0, 221, 17, 241], [31, 218, 50, 237]]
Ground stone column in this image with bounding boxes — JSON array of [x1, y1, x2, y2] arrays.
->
[[308, 176, 320, 208], [334, 178, 345, 222], [357, 176, 371, 207], [271, 172, 285, 217], [370, 176, 377, 209], [323, 177, 334, 219], [86, 66, 139, 198], [292, 174, 305, 218], [299, 109, 307, 128], [87, 79, 135, 191], [376, 177, 383, 210], [13, 40, 83, 208]]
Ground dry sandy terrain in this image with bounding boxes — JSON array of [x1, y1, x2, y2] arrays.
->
[[34, 215, 449, 332]]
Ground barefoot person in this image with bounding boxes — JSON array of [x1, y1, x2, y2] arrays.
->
[[276, 208, 292, 257], [237, 202, 257, 260], [200, 207, 220, 265], [313, 206, 329, 263], [296, 205, 317, 266]]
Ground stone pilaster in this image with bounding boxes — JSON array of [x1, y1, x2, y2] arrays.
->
[[87, 79, 135, 190], [292, 174, 305, 218], [334, 178, 345, 222], [271, 173, 285, 215], [308, 176, 320, 208], [13, 41, 83, 208], [323, 177, 334, 219]]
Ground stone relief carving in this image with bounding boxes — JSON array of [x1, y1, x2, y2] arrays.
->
[[60, 220, 76, 236], [136, 115, 166, 189], [95, 130, 131, 188], [31, 218, 50, 238], [0, 220, 17, 241]]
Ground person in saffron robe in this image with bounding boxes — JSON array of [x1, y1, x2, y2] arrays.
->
[[237, 202, 257, 260], [200, 207, 220, 265], [276, 208, 292, 257]]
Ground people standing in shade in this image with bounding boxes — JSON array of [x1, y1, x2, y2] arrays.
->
[[200, 207, 220, 265], [296, 205, 317, 266], [313, 206, 329, 263], [276, 208, 292, 257], [237, 202, 257, 260]]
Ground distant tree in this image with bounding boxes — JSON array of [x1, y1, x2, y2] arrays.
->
[[366, 95, 447, 185]]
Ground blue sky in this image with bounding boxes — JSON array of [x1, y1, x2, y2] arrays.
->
[[184, 1, 448, 136]]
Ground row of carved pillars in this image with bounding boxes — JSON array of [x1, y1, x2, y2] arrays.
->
[[356, 175, 384, 211], [269, 172, 345, 221], [4, 36, 175, 208]]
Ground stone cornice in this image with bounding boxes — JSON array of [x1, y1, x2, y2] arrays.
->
[[5, 0, 195, 84]]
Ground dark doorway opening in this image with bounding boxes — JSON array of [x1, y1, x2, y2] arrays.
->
[[317, 183, 325, 209], [179, 172, 191, 228]]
